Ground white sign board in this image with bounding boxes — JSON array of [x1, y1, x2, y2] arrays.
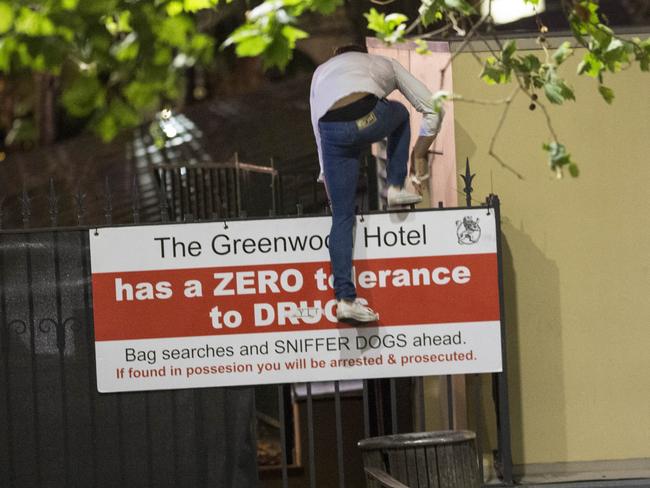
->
[[90, 209, 502, 392]]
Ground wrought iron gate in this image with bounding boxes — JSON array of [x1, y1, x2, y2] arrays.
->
[[0, 159, 514, 488]]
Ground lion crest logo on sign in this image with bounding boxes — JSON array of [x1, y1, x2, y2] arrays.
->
[[456, 216, 481, 245]]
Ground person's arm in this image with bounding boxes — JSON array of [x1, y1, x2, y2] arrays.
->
[[412, 134, 435, 175], [389, 58, 444, 182], [389, 59, 444, 137]]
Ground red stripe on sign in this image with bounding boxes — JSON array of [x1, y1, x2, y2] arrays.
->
[[92, 254, 500, 341]]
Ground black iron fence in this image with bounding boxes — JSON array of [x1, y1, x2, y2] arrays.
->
[[0, 161, 513, 488]]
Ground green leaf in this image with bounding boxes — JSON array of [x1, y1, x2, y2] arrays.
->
[[224, 25, 260, 47], [56, 26, 75, 42], [183, 0, 214, 12], [15, 41, 32, 68], [633, 37, 650, 71], [598, 84, 614, 104], [190, 33, 214, 54], [159, 15, 193, 48], [0, 2, 14, 35], [502, 40, 516, 60], [552, 41, 573, 65], [639, 51, 650, 71], [364, 8, 385, 31], [110, 98, 140, 127], [61, 0, 79, 10], [61, 75, 106, 117], [568, 163, 580, 177], [415, 39, 431, 55], [543, 74, 575, 103], [385, 13, 409, 26], [431, 90, 449, 112], [601, 38, 629, 72], [418, 0, 443, 27], [543, 79, 575, 104], [95, 112, 119, 142], [166, 1, 184, 16], [577, 52, 602, 77], [574, 0, 600, 24], [520, 54, 541, 72], [576, 60, 589, 75], [153, 45, 173, 65], [443, 0, 475, 15], [112, 33, 139, 61], [282, 25, 308, 46], [15, 8, 55, 36], [34, 37, 67, 72], [544, 83, 564, 104], [0, 39, 13, 72], [364, 8, 408, 44], [480, 57, 508, 85], [124, 80, 160, 110], [385, 23, 406, 44], [264, 34, 291, 71], [117, 11, 133, 33], [309, 0, 342, 15], [235, 34, 271, 57], [559, 81, 575, 101], [542, 141, 576, 175], [589, 25, 611, 49]]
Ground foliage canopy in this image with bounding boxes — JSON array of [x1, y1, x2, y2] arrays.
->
[[0, 0, 648, 176], [0, 0, 219, 144]]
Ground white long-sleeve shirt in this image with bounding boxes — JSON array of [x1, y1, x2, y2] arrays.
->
[[310, 51, 444, 181]]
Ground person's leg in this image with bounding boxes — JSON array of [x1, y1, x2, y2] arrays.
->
[[357, 99, 410, 186], [383, 100, 411, 187], [319, 124, 360, 301], [358, 100, 420, 206]]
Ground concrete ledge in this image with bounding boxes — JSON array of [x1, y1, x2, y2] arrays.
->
[[487, 479, 650, 488], [485, 458, 650, 487]]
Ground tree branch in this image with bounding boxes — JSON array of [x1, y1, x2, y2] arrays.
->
[[513, 75, 560, 142], [487, 88, 525, 180], [439, 14, 490, 90]]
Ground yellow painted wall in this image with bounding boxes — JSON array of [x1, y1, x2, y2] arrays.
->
[[451, 45, 650, 465]]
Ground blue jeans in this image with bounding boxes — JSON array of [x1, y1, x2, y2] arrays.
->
[[319, 99, 410, 300]]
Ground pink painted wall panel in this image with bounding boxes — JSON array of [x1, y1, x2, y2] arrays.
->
[[367, 39, 457, 207]]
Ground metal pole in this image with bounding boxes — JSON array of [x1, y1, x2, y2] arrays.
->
[[234, 153, 242, 217], [446, 376, 454, 430], [78, 230, 98, 488], [270, 158, 278, 217], [0, 232, 17, 487], [278, 384, 289, 488], [362, 380, 370, 438], [306, 383, 316, 488], [389, 379, 398, 434], [489, 194, 513, 485], [334, 381, 345, 488]]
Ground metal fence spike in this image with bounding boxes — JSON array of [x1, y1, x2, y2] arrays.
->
[[74, 188, 87, 226], [0, 195, 4, 230], [159, 181, 169, 223], [103, 176, 112, 225], [48, 178, 59, 227], [132, 176, 141, 224], [20, 184, 31, 228], [460, 157, 476, 207]]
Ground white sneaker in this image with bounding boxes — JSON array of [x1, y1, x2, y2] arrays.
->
[[387, 185, 422, 207], [336, 299, 379, 324]]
